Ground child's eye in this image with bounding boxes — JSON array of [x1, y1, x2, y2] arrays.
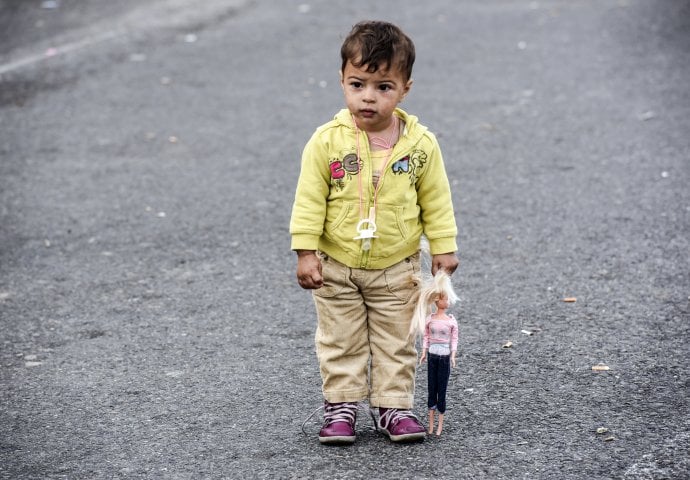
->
[[379, 84, 393, 91], [350, 81, 363, 89]]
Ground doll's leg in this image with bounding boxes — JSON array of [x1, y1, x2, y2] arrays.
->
[[436, 356, 451, 436], [427, 354, 439, 433], [436, 413, 444, 436]]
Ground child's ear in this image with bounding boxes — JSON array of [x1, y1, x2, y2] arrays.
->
[[402, 78, 413, 99], [339, 70, 344, 87]]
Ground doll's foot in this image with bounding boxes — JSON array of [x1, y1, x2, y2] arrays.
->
[[436, 414, 444, 436], [318, 401, 357, 444]]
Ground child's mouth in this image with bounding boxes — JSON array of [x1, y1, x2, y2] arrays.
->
[[360, 109, 376, 118]]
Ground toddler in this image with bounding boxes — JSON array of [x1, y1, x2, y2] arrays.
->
[[290, 20, 458, 444]]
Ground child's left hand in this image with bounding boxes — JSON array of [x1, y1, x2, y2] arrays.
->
[[431, 253, 459, 276]]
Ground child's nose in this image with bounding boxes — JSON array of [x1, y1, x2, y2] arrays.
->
[[362, 86, 376, 102]]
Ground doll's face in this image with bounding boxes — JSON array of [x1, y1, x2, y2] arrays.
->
[[436, 294, 449, 310]]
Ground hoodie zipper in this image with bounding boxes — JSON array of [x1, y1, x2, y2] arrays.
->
[[356, 127, 409, 269]]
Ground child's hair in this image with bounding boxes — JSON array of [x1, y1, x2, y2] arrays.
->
[[409, 270, 458, 336], [341, 20, 416, 82]]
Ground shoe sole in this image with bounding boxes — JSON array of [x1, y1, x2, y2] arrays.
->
[[319, 435, 356, 445], [380, 428, 426, 443]]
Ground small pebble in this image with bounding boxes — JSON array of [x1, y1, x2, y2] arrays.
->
[[592, 364, 610, 371], [637, 111, 656, 121]]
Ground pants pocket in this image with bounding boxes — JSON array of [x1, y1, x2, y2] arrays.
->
[[383, 252, 420, 302], [313, 252, 347, 298]]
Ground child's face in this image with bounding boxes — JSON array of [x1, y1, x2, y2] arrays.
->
[[340, 60, 412, 134]]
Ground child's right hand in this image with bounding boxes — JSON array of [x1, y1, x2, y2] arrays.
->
[[296, 250, 323, 289], [419, 350, 427, 365]]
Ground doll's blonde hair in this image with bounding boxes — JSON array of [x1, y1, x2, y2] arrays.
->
[[409, 270, 458, 337]]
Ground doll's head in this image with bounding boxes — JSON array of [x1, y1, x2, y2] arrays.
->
[[434, 292, 451, 311], [409, 270, 458, 336]]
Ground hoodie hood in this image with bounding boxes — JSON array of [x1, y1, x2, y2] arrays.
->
[[333, 108, 428, 148]]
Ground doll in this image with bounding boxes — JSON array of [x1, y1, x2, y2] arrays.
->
[[411, 271, 459, 436]]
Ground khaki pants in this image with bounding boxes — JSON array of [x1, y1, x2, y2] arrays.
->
[[312, 252, 420, 409]]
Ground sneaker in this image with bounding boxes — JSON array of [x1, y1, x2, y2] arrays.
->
[[318, 401, 358, 444], [376, 408, 426, 442]]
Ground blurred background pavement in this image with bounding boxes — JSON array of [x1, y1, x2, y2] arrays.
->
[[1, 0, 689, 478]]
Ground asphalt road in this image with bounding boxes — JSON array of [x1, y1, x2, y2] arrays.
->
[[1, 0, 689, 479]]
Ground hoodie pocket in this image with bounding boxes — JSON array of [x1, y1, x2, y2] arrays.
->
[[376, 204, 403, 235], [372, 204, 417, 258], [324, 201, 358, 246]]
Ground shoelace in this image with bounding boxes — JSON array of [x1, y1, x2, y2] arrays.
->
[[323, 402, 358, 426], [376, 408, 419, 431], [301, 402, 362, 435]]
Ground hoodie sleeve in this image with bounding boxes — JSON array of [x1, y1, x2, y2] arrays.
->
[[289, 131, 331, 250], [415, 133, 458, 254]]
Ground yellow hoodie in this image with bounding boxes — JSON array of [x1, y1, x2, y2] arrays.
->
[[290, 108, 457, 269]]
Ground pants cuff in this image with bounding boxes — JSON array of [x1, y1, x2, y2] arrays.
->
[[369, 394, 414, 409], [323, 389, 368, 403]]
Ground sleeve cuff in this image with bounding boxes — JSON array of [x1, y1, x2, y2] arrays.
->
[[291, 234, 320, 251], [428, 236, 458, 255]]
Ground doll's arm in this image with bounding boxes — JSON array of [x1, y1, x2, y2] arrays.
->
[[450, 318, 459, 368], [419, 348, 428, 365], [419, 318, 431, 364]]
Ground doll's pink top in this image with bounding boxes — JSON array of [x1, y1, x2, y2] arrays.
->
[[423, 314, 459, 354]]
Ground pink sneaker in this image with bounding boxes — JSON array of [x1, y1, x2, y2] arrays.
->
[[377, 408, 426, 442], [318, 402, 357, 444]]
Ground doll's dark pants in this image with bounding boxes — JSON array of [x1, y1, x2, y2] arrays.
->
[[427, 353, 451, 414]]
